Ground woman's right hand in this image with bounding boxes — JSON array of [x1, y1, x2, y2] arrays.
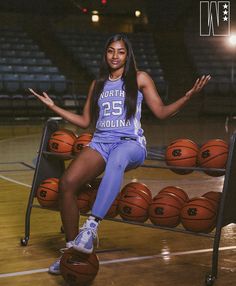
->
[[28, 88, 54, 108]]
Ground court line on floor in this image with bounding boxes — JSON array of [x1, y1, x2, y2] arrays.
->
[[0, 174, 31, 188], [0, 245, 236, 278]]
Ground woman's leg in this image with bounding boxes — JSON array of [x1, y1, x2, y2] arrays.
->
[[59, 146, 106, 242], [73, 141, 146, 254]]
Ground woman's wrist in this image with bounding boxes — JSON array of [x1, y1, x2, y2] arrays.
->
[[184, 92, 191, 102], [48, 102, 56, 109]]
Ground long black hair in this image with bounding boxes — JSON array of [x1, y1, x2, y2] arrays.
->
[[90, 33, 138, 124]]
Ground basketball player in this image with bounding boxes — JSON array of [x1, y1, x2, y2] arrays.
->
[[29, 33, 210, 274]]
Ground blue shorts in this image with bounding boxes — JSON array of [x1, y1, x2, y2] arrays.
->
[[89, 140, 146, 166]]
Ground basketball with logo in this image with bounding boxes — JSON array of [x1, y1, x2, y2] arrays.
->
[[180, 197, 217, 233], [198, 139, 228, 176], [149, 193, 183, 227], [48, 129, 77, 156], [165, 139, 199, 174], [36, 177, 59, 208], [118, 183, 152, 222], [73, 133, 93, 154], [60, 248, 99, 286]]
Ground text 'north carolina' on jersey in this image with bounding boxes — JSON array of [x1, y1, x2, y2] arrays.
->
[[92, 78, 146, 147]]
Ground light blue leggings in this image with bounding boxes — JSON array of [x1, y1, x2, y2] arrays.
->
[[89, 140, 146, 219]]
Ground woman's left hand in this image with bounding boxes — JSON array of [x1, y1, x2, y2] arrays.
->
[[185, 75, 211, 99]]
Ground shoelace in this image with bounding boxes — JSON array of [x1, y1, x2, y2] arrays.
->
[[79, 223, 99, 248]]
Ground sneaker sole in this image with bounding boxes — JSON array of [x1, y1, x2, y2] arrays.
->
[[72, 244, 93, 254], [48, 269, 61, 275]]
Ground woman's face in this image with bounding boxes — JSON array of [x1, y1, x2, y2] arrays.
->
[[106, 40, 127, 72]]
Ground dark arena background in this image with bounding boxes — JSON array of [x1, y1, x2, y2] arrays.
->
[[0, 1, 236, 286]]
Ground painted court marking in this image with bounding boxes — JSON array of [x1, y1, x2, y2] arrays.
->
[[0, 174, 31, 188], [0, 246, 236, 278]]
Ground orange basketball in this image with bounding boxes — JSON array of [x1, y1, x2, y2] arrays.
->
[[60, 248, 99, 286], [180, 197, 217, 233], [202, 191, 222, 208], [149, 193, 183, 227], [118, 185, 152, 222], [77, 183, 95, 214], [198, 139, 228, 176], [165, 139, 199, 174], [48, 129, 77, 156], [36, 177, 59, 208], [158, 186, 189, 205], [121, 182, 152, 201], [73, 133, 93, 154]]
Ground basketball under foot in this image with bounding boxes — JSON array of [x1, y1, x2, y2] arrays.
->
[[48, 241, 73, 275], [73, 219, 98, 254]]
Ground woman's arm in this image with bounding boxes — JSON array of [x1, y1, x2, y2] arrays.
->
[[137, 71, 211, 120], [29, 81, 95, 128]]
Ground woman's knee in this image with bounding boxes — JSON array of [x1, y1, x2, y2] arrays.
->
[[59, 174, 80, 197]]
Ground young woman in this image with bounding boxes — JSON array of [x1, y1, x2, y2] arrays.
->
[[29, 33, 210, 274]]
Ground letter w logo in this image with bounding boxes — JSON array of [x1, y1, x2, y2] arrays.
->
[[200, 1, 230, 36]]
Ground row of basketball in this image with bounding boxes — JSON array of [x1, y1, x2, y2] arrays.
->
[[36, 178, 220, 234], [165, 138, 228, 176], [47, 129, 229, 177]]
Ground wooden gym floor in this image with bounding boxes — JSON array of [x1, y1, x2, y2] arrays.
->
[[0, 116, 236, 286]]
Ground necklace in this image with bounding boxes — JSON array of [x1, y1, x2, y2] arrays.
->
[[108, 74, 122, 81]]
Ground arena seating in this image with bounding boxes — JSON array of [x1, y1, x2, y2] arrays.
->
[[0, 28, 168, 119], [0, 27, 70, 118]]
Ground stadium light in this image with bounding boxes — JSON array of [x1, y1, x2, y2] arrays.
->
[[92, 14, 99, 22], [135, 10, 141, 17], [229, 34, 236, 46]]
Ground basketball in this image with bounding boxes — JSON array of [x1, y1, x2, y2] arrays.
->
[[198, 139, 229, 176], [158, 186, 189, 205], [149, 193, 183, 227], [48, 129, 77, 156], [180, 197, 217, 233], [165, 138, 199, 174], [118, 184, 152, 222], [77, 183, 94, 214], [60, 248, 99, 286], [202, 191, 222, 208], [105, 193, 121, 218], [36, 177, 59, 208], [73, 133, 93, 154], [121, 182, 152, 200]]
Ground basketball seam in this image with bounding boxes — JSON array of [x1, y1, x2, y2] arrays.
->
[[199, 152, 228, 165]]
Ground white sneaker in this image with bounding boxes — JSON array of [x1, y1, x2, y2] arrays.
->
[[73, 219, 99, 254], [48, 241, 73, 275]]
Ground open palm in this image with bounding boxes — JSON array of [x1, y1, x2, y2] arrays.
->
[[185, 75, 211, 99], [28, 88, 54, 107]]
